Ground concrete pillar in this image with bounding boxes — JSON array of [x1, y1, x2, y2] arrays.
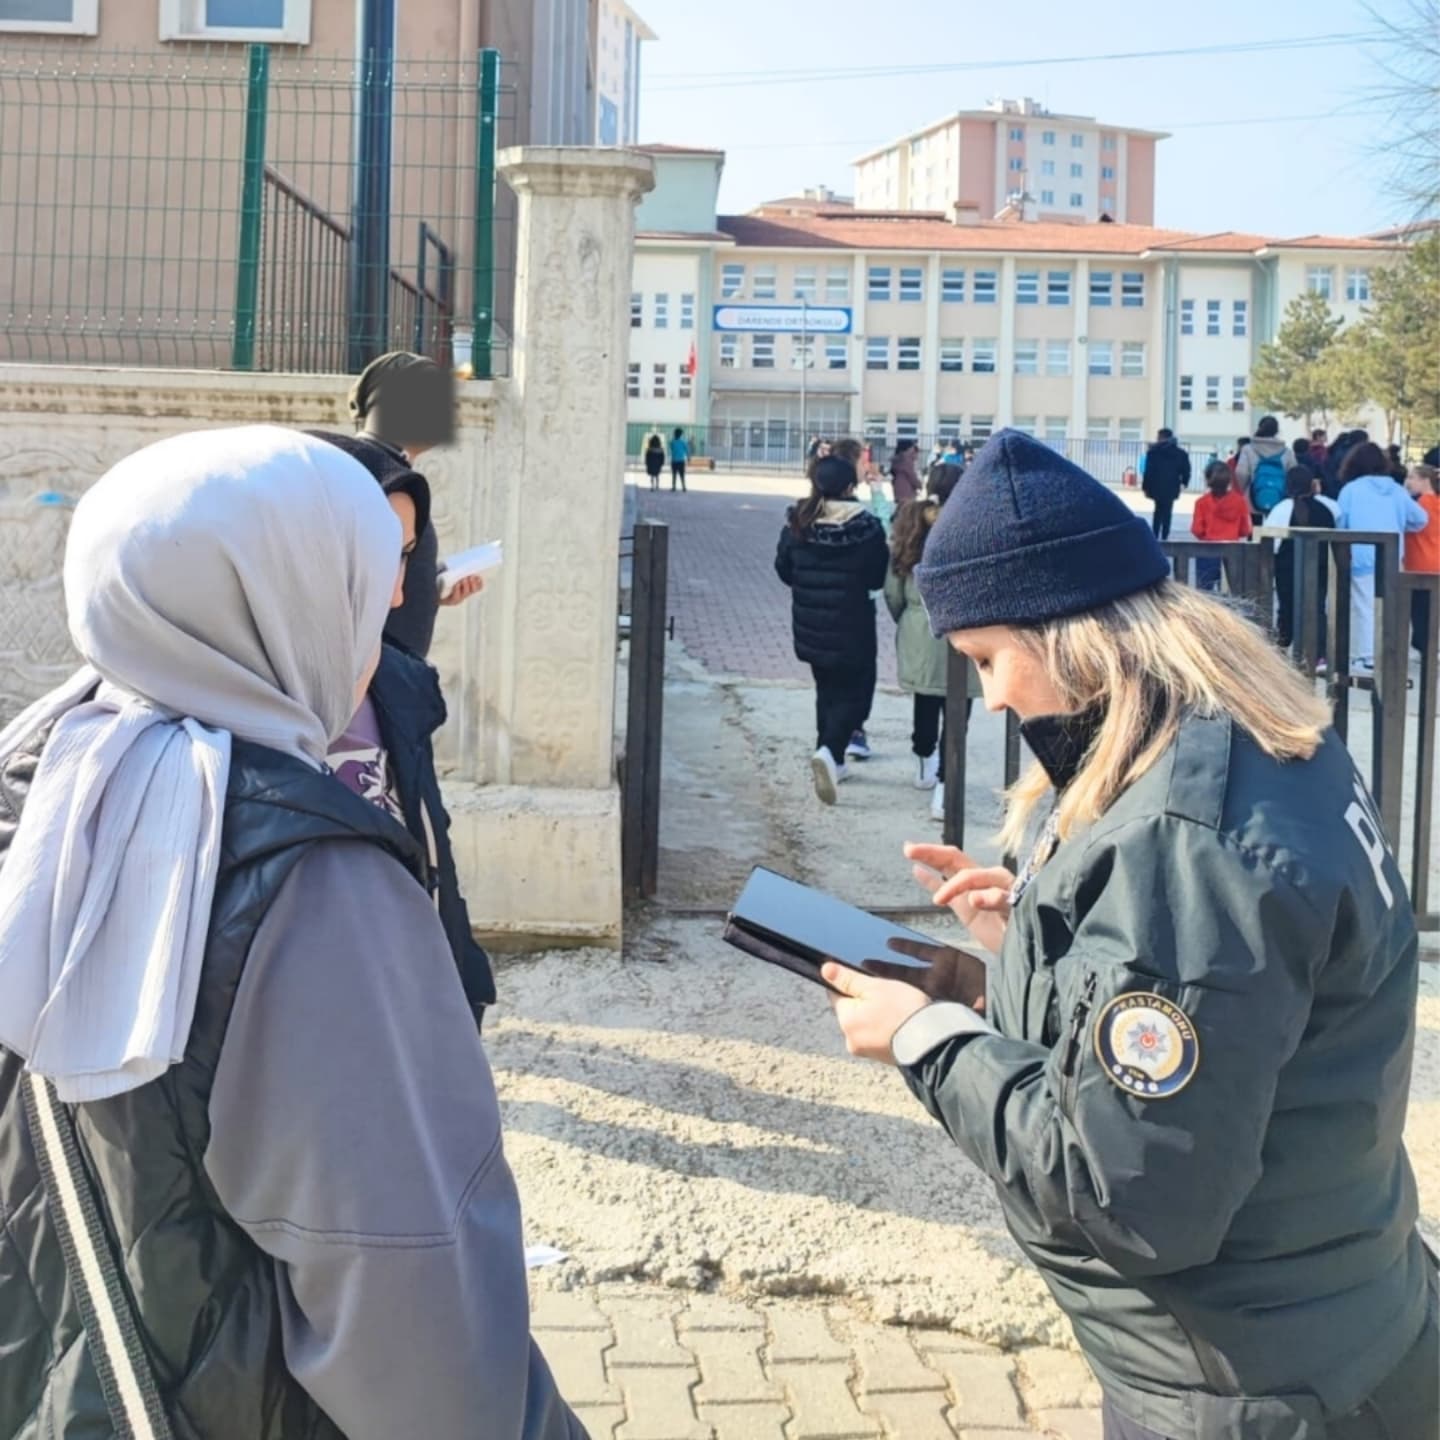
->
[[1071, 258, 1090, 436]]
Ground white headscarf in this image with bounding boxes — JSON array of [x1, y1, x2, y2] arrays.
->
[[0, 425, 401, 1101]]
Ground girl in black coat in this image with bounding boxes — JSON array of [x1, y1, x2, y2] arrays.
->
[[774, 455, 891, 804]]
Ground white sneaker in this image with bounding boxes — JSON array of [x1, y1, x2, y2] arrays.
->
[[914, 754, 940, 790], [930, 782, 945, 822], [811, 748, 840, 805]]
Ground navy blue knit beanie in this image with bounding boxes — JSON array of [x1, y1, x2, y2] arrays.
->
[[916, 429, 1168, 635]]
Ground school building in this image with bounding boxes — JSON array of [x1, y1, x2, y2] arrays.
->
[[628, 146, 1401, 470]]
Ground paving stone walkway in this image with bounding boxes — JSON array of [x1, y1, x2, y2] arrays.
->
[[531, 1283, 1104, 1440]]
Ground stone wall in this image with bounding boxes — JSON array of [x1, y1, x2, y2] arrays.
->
[[0, 145, 655, 947]]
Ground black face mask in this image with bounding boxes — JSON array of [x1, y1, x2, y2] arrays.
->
[[1019, 702, 1107, 791]]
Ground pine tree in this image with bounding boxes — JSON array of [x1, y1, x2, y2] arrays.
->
[[1248, 293, 1346, 429]]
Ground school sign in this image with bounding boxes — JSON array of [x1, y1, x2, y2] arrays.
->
[[711, 304, 853, 334]]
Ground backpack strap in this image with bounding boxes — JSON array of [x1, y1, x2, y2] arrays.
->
[[22, 1074, 177, 1440]]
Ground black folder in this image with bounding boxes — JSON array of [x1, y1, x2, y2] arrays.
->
[[723, 866, 987, 1007]]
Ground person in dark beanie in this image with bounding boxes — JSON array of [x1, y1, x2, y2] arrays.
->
[[822, 430, 1435, 1440], [340, 351, 481, 661], [775, 454, 890, 804], [1139, 426, 1189, 539], [308, 430, 497, 1027]]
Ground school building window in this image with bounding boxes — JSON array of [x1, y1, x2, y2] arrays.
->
[[1122, 272, 1145, 307], [1070, 162, 1083, 179], [652, 363, 667, 398], [1232, 376, 1247, 412], [825, 337, 848, 370], [160, 0, 309, 42], [793, 268, 817, 302], [630, 293, 643, 328], [1041, 159, 1056, 177], [971, 415, 995, 440], [1205, 375, 1221, 410], [1009, 156, 1024, 173], [752, 335, 776, 369], [1041, 130, 1056, 146], [865, 336, 891, 370], [654, 293, 669, 329], [863, 414, 887, 440], [0, 0, 98, 33], [937, 415, 963, 441], [1047, 270, 1072, 306], [895, 415, 921, 441], [1101, 194, 1115, 214], [791, 336, 815, 370], [1101, 165, 1116, 181], [971, 339, 997, 373], [1071, 133, 1085, 148], [825, 266, 850, 302], [1045, 339, 1071, 375], [1346, 267, 1371, 302], [1121, 341, 1146, 378], [1044, 417, 1068, 445], [897, 336, 922, 371], [1016, 271, 1040, 305], [752, 266, 777, 300], [941, 268, 966, 302], [1102, 134, 1118, 150], [973, 270, 998, 304], [679, 370, 693, 400], [719, 334, 740, 368], [1069, 193, 1084, 208], [1232, 299, 1248, 337], [720, 264, 745, 298], [1088, 340, 1114, 376], [1179, 375, 1194, 411], [1205, 299, 1221, 337], [1306, 266, 1334, 299], [1180, 299, 1195, 335], [626, 363, 640, 398], [1090, 271, 1113, 307], [1008, 126, 1024, 141], [940, 338, 965, 372], [868, 266, 893, 301], [1040, 189, 1055, 206], [1014, 339, 1040, 375], [899, 267, 924, 302], [1118, 418, 1144, 442], [1012, 416, 1038, 436], [1087, 419, 1111, 440]]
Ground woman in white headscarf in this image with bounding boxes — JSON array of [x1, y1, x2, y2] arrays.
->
[[0, 426, 582, 1440]]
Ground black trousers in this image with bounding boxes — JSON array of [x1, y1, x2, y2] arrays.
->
[[645, 463, 662, 489], [1413, 585, 1433, 655], [812, 660, 876, 765], [912, 694, 946, 781], [671, 460, 687, 491], [1151, 496, 1174, 540], [1275, 547, 1330, 656]]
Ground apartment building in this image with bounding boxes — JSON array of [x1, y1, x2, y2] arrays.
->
[[854, 97, 1166, 226], [593, 0, 654, 146], [629, 150, 1401, 466]]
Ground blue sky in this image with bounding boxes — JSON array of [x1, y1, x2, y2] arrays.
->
[[636, 0, 1417, 238]]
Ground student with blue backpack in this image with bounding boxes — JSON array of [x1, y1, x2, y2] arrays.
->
[[1235, 416, 1294, 524]]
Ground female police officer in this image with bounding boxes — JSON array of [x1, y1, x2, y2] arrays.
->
[[825, 431, 1437, 1440]]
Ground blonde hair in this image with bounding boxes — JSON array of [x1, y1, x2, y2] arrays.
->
[[998, 581, 1330, 857]]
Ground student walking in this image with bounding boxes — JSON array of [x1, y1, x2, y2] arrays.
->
[[775, 454, 889, 804], [825, 428, 1437, 1440], [1191, 460, 1253, 591], [1140, 427, 1190, 540], [670, 427, 689, 491], [884, 464, 979, 822], [1235, 416, 1294, 523], [1268, 465, 1337, 658], [889, 438, 922, 504], [1404, 464, 1440, 653], [644, 432, 666, 491], [1338, 442, 1429, 668]]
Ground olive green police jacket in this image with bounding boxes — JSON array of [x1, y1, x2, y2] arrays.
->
[[895, 712, 1436, 1439]]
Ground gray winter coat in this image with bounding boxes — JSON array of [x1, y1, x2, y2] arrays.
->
[[884, 565, 981, 699], [893, 711, 1434, 1438]]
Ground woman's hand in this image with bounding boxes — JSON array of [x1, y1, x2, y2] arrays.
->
[[439, 575, 485, 607], [822, 963, 930, 1065], [904, 843, 1014, 955]]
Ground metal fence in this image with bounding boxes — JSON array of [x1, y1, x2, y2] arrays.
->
[[627, 425, 1197, 488], [0, 45, 516, 377]]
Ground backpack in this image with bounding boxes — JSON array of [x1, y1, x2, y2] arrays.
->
[[1251, 450, 1288, 514]]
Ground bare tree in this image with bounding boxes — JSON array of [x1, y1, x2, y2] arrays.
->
[[1364, 0, 1440, 222]]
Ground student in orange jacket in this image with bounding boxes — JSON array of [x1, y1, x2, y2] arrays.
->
[[1192, 460, 1253, 591]]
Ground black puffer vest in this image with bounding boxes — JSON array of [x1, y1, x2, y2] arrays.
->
[[0, 732, 426, 1440]]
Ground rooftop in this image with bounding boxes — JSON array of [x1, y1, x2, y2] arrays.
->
[[633, 143, 725, 157], [853, 106, 1169, 164]]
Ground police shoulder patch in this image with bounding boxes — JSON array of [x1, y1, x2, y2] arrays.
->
[[1093, 992, 1199, 1100]]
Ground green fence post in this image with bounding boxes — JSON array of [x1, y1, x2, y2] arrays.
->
[[231, 44, 270, 371], [471, 47, 500, 380]]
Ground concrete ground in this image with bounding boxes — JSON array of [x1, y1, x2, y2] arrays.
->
[[498, 470, 1437, 1437]]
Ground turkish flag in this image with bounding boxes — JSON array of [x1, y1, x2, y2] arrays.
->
[[686, 341, 697, 377]]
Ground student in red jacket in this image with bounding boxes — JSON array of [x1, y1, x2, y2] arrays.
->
[[1192, 460, 1253, 591]]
